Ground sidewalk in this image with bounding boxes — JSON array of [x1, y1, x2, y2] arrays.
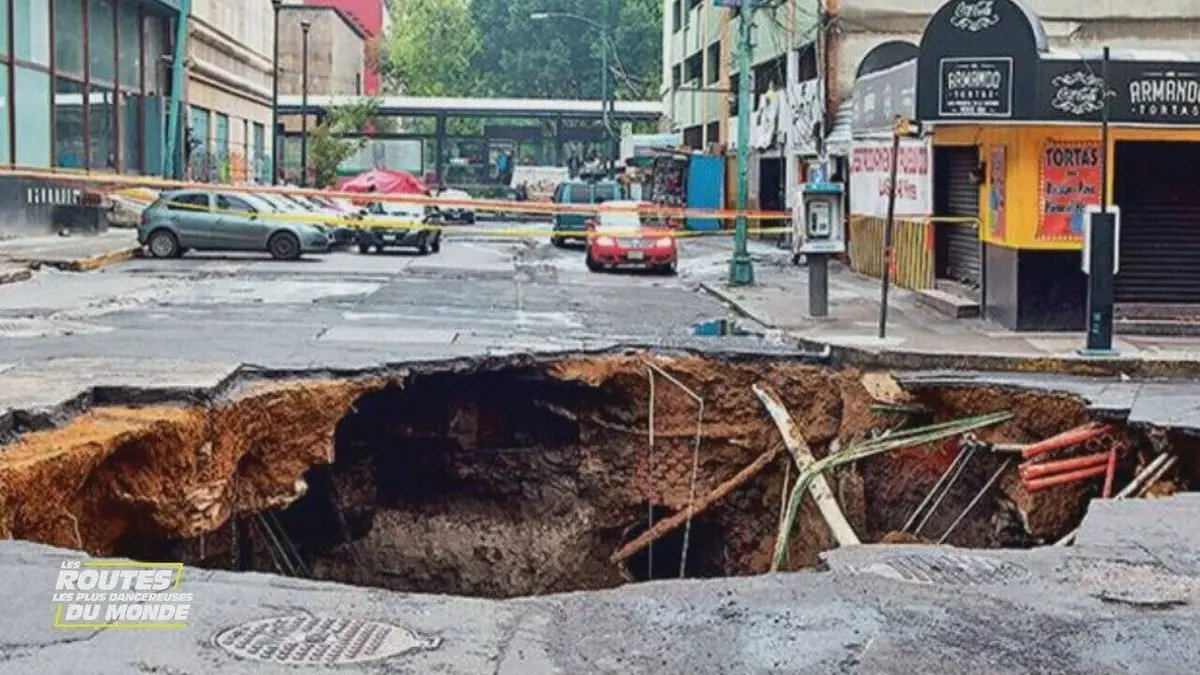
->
[[0, 229, 140, 271], [699, 258, 1200, 364]]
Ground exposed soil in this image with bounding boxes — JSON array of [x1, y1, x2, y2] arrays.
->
[[0, 353, 1186, 600]]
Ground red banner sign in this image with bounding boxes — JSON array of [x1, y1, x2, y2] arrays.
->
[[1038, 141, 1102, 240]]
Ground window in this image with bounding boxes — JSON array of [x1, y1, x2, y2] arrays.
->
[[89, 0, 116, 84], [593, 184, 619, 202], [706, 121, 719, 146], [14, 67, 51, 167], [0, 0, 10, 57], [54, 78, 86, 168], [117, 1, 140, 88], [706, 42, 720, 85], [567, 184, 590, 203], [13, 0, 50, 65], [252, 122, 266, 182], [671, 64, 681, 89], [216, 194, 255, 213], [89, 85, 115, 170], [729, 73, 740, 116], [55, 0, 84, 75], [0, 70, 9, 162], [143, 15, 164, 95], [120, 91, 141, 174], [684, 54, 702, 84], [671, 0, 681, 33], [166, 193, 209, 211]]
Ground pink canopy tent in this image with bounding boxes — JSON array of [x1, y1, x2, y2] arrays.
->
[[337, 168, 428, 195]]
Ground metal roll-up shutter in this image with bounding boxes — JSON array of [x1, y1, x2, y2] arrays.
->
[[1114, 200, 1200, 303], [1113, 142, 1200, 305], [942, 148, 981, 286]]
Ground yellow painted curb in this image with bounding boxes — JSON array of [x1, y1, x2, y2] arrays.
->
[[69, 247, 141, 272]]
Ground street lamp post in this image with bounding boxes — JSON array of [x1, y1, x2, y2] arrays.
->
[[728, 4, 755, 286], [270, 0, 281, 185], [531, 11, 614, 175], [299, 19, 311, 187]]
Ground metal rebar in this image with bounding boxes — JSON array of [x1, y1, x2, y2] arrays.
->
[[1055, 453, 1177, 546], [913, 443, 979, 536], [937, 457, 1013, 545], [643, 360, 706, 580], [903, 441, 969, 533]]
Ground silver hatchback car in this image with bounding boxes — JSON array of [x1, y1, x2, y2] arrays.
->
[[138, 189, 331, 260]]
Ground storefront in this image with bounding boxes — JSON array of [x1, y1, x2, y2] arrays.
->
[[917, 0, 1200, 330], [0, 0, 179, 234]]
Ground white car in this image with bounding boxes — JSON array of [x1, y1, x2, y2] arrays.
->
[[356, 201, 443, 254], [435, 188, 475, 224]]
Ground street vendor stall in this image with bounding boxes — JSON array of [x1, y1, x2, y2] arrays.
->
[[639, 149, 724, 231]]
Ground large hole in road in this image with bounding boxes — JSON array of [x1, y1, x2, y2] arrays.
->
[[0, 354, 1191, 599]]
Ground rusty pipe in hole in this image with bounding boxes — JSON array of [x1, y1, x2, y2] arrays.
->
[[1019, 451, 1111, 480], [1024, 464, 1109, 493], [1021, 422, 1116, 460]]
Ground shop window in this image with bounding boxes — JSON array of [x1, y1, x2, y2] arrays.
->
[[13, 0, 50, 66], [54, 0, 84, 76], [120, 91, 141, 174], [0, 0, 10, 57], [117, 2, 140, 88], [142, 15, 165, 95], [89, 0, 116, 84], [706, 42, 719, 85], [54, 78, 85, 168], [0, 70, 9, 162], [14, 67, 51, 167], [88, 85, 114, 170]]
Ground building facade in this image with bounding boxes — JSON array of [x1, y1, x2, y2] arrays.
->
[[182, 0, 275, 184], [304, 0, 380, 95]]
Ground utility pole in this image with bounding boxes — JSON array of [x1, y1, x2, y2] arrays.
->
[[728, 1, 755, 286], [299, 19, 311, 187]]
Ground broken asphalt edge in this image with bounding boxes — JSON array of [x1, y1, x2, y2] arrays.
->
[[0, 265, 32, 286], [697, 281, 1200, 380], [0, 246, 142, 273], [0, 342, 833, 444]]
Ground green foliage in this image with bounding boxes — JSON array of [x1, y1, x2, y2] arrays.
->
[[383, 0, 480, 96], [381, 0, 662, 101], [308, 98, 382, 187]]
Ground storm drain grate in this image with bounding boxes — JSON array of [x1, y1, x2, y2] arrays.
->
[[214, 614, 441, 665], [854, 552, 1031, 586]]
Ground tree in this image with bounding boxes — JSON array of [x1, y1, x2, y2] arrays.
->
[[307, 98, 381, 187], [382, 0, 480, 96]]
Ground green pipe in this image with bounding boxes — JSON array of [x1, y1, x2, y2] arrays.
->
[[163, 0, 193, 178]]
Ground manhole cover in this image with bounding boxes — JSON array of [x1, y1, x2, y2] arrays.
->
[[854, 552, 1031, 586], [214, 614, 441, 665]]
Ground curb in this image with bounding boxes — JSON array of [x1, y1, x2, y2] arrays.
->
[[64, 247, 142, 272], [698, 282, 1200, 377], [698, 281, 777, 329], [0, 265, 31, 286]]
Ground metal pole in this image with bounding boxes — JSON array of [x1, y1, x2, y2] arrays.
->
[[728, 4, 755, 286], [1083, 46, 1117, 355], [808, 1, 830, 317], [601, 28, 610, 177], [878, 123, 901, 338], [162, 0, 192, 178], [270, 0, 281, 185], [299, 20, 311, 187]]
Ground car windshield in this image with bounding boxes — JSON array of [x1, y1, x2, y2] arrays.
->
[[253, 194, 292, 211], [595, 210, 644, 232], [376, 202, 424, 218], [239, 194, 278, 212]]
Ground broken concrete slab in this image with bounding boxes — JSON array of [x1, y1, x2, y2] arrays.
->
[[1075, 495, 1200, 575]]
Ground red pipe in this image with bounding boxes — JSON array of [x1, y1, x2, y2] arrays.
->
[[1025, 464, 1108, 493], [1021, 423, 1115, 460], [1102, 448, 1118, 498], [1019, 451, 1110, 480]]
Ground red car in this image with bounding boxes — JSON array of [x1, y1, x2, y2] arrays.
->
[[584, 201, 678, 275]]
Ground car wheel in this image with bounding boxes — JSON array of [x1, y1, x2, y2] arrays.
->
[[660, 262, 678, 276], [430, 233, 441, 253], [358, 242, 372, 254], [551, 236, 564, 248], [585, 251, 601, 272], [418, 236, 431, 255], [146, 229, 180, 259], [268, 232, 302, 261], [465, 213, 476, 224]]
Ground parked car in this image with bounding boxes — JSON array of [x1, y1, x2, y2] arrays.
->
[[139, 189, 330, 260], [551, 177, 624, 247], [255, 191, 356, 246], [584, 200, 677, 275], [434, 188, 476, 223], [357, 200, 443, 254]]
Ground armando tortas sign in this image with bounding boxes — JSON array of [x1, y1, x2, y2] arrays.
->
[[1038, 61, 1200, 125], [939, 57, 1013, 117]]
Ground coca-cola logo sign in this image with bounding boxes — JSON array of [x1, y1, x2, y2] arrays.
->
[[949, 0, 1000, 33], [1049, 70, 1108, 116]]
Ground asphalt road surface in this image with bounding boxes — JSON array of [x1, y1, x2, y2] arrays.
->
[[0, 223, 793, 411]]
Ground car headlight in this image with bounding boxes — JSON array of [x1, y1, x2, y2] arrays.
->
[[655, 237, 673, 248], [596, 236, 616, 246]]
